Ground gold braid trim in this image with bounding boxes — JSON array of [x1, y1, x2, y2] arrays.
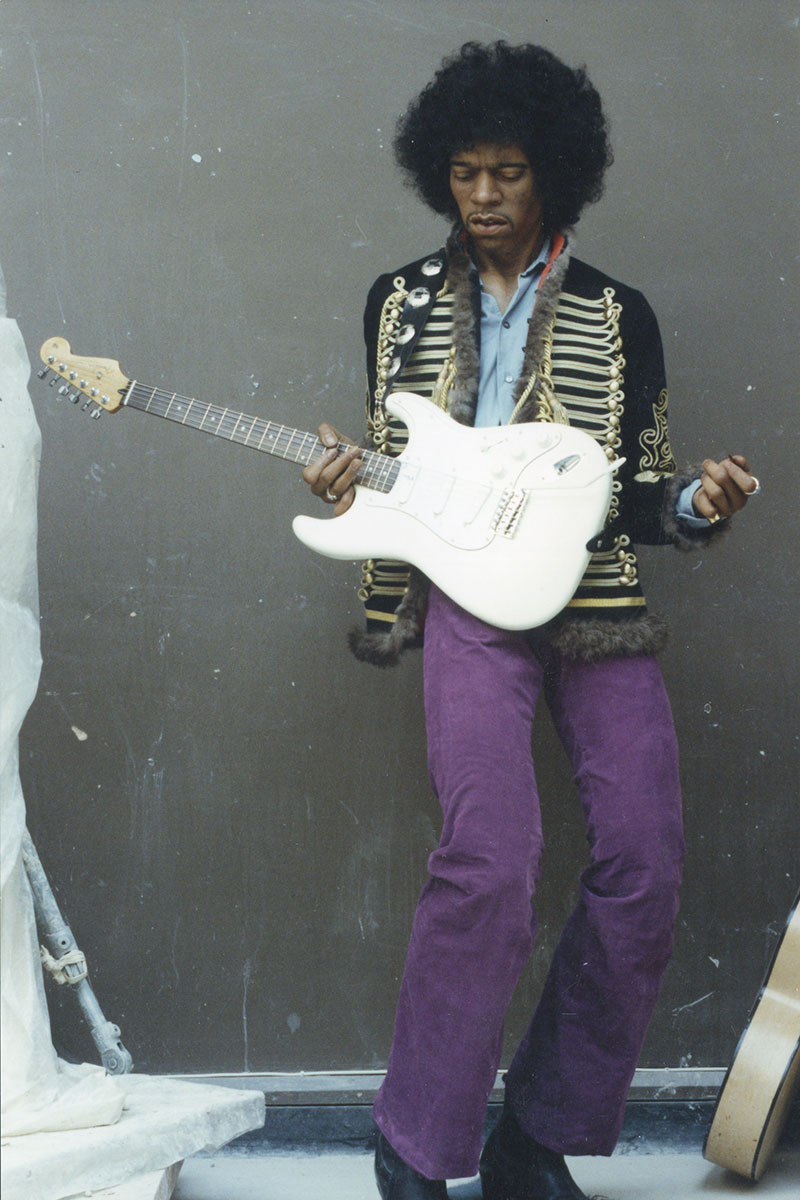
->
[[368, 277, 408, 450], [637, 387, 676, 476]]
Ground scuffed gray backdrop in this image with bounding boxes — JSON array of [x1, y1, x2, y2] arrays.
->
[[2, 0, 797, 1076]]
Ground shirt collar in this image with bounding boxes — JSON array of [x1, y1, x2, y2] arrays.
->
[[469, 233, 553, 284], [521, 234, 552, 278]]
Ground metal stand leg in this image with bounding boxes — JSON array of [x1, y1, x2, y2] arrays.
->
[[21, 828, 133, 1075]]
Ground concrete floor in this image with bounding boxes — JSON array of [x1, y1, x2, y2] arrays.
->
[[173, 1147, 800, 1199]]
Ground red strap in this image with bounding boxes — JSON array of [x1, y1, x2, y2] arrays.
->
[[537, 232, 566, 290]]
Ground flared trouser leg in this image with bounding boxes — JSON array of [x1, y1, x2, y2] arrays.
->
[[373, 586, 547, 1180], [504, 648, 685, 1156], [374, 589, 684, 1177]]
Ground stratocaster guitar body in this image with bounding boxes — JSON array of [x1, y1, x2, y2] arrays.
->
[[293, 390, 615, 630], [38, 338, 619, 631]]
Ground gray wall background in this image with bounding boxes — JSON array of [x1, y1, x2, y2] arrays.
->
[[2, 0, 797, 1077]]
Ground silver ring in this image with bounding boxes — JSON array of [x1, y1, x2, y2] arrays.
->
[[747, 476, 761, 496], [325, 487, 337, 503]]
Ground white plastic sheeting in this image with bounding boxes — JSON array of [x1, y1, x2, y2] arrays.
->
[[0, 284, 127, 1140], [2, 1076, 266, 1200], [0, 278, 265, 1197]]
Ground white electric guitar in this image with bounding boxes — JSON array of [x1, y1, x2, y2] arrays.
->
[[38, 337, 622, 631]]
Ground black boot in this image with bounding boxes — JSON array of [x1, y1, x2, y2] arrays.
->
[[374, 1130, 449, 1199], [479, 1110, 589, 1200]]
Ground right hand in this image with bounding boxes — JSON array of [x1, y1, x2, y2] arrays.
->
[[302, 423, 362, 515]]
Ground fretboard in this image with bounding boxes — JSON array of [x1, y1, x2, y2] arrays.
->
[[123, 382, 400, 493]]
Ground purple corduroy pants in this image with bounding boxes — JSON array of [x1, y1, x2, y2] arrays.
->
[[373, 585, 684, 1180]]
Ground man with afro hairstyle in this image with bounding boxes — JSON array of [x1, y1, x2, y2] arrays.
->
[[304, 41, 756, 1200]]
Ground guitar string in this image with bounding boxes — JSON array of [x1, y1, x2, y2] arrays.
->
[[125, 382, 400, 494]]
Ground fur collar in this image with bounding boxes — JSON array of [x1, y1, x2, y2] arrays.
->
[[442, 229, 572, 428]]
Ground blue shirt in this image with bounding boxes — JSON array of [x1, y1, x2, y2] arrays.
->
[[474, 239, 551, 429]]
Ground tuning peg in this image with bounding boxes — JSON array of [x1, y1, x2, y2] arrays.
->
[[68, 392, 80, 403], [38, 367, 50, 380], [81, 399, 93, 412], [57, 385, 70, 398], [91, 408, 102, 420]]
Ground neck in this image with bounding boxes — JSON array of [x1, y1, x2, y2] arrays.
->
[[471, 229, 547, 314], [471, 227, 546, 283]]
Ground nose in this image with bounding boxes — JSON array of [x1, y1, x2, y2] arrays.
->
[[471, 170, 501, 206]]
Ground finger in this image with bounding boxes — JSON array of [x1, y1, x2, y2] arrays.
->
[[699, 459, 736, 518], [723, 455, 757, 499], [303, 422, 351, 485], [725, 453, 752, 474], [692, 483, 721, 522], [712, 460, 752, 513], [318, 422, 341, 449], [332, 485, 356, 516], [302, 445, 339, 488], [318, 447, 363, 505]]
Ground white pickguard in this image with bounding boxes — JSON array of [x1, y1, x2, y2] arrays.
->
[[292, 391, 619, 631]]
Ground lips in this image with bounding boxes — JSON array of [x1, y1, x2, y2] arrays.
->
[[469, 214, 508, 232]]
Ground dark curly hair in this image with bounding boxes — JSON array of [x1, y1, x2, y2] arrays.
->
[[394, 42, 613, 231]]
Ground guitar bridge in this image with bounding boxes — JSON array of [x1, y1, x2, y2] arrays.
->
[[491, 488, 528, 539]]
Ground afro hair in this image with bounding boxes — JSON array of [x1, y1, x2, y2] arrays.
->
[[394, 41, 613, 231]]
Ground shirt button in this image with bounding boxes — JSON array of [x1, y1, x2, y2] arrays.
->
[[502, 320, 510, 329], [504, 374, 514, 384]]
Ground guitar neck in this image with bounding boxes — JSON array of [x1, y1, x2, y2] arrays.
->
[[123, 381, 398, 493]]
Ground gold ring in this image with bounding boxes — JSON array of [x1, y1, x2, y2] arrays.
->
[[707, 512, 722, 524]]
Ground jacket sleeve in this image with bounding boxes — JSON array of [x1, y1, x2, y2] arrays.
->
[[617, 289, 726, 549]]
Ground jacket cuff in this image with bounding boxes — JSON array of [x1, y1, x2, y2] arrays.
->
[[348, 570, 429, 667], [663, 465, 732, 550]]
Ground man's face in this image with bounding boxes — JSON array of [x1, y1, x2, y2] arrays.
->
[[449, 143, 544, 256]]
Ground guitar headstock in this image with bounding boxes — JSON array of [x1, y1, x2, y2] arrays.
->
[[38, 337, 131, 416]]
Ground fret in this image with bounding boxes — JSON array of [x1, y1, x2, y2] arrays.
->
[[244, 417, 265, 446], [284, 428, 304, 462], [299, 431, 319, 465], [199, 405, 221, 431], [217, 408, 234, 439], [359, 452, 380, 489], [261, 417, 280, 446]]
